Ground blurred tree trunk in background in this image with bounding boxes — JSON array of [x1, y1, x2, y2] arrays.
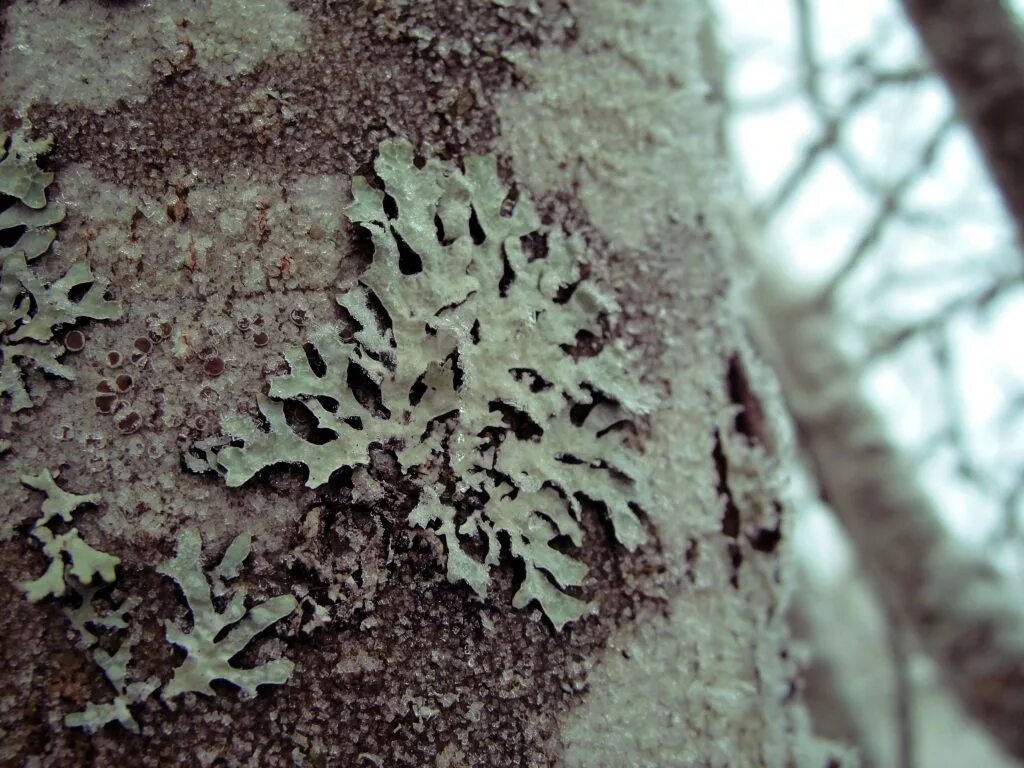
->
[[709, 0, 1024, 761], [748, 270, 1024, 763], [899, 0, 1024, 242]]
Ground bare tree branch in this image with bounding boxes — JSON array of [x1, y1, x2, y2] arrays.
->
[[868, 271, 1021, 357], [817, 116, 955, 304], [887, 612, 917, 768]]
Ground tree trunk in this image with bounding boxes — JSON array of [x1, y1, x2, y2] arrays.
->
[[899, 0, 1024, 240], [750, 264, 1024, 764], [0, 1, 837, 765]]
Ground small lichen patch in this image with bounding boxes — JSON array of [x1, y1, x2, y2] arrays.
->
[[0, 129, 54, 208], [216, 139, 657, 629], [158, 527, 298, 699], [0, 127, 122, 415], [63, 587, 159, 734], [18, 469, 119, 602], [18, 514, 157, 735]]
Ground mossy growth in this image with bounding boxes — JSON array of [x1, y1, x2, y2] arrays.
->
[[216, 139, 657, 630], [0, 126, 122, 416]]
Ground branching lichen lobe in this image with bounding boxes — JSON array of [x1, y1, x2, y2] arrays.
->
[[158, 527, 298, 699]]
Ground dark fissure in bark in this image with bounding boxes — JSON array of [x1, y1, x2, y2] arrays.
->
[[713, 431, 744, 588]]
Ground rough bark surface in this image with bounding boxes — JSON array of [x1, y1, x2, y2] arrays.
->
[[0, 1, 830, 766]]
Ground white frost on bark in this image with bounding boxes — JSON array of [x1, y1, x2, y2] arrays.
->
[[0, 0, 309, 111], [496, 1, 840, 764]]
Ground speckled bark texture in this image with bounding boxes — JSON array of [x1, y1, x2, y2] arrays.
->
[[0, 2, 836, 766]]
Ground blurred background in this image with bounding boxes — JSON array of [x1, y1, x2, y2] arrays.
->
[[713, 1, 1024, 766]]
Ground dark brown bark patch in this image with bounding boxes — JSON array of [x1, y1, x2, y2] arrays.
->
[[726, 351, 773, 452], [712, 431, 744, 588], [1, 461, 677, 767], [29, 0, 576, 195]]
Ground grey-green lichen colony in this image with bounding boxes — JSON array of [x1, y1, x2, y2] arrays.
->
[[216, 139, 654, 629], [64, 588, 159, 734], [0, 127, 122, 419], [19, 469, 119, 602], [12, 135, 655, 739], [19, 472, 157, 732], [17, 472, 297, 732]]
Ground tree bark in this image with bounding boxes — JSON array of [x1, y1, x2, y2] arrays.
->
[[0, 1, 835, 765]]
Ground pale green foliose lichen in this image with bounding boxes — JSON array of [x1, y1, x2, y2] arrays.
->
[[0, 127, 122, 414], [64, 648, 160, 734], [158, 527, 298, 699], [17, 471, 154, 731], [0, 129, 54, 208], [18, 484, 291, 729], [19, 469, 120, 602], [216, 139, 656, 630], [64, 588, 159, 734], [66, 584, 134, 645]]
